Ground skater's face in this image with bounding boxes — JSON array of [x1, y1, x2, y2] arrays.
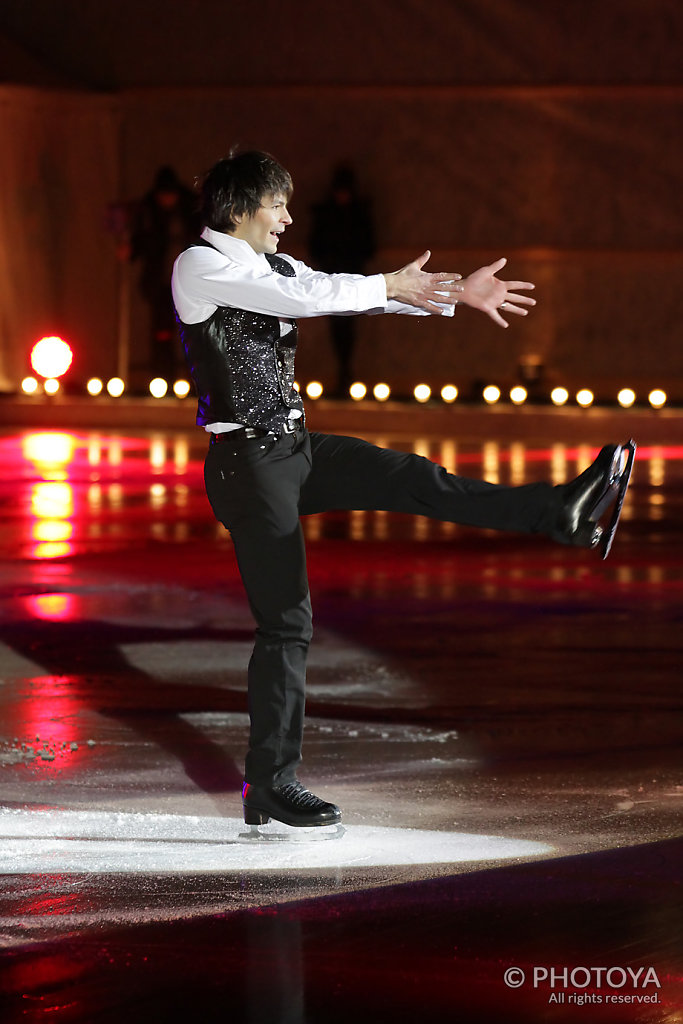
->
[[231, 193, 293, 255]]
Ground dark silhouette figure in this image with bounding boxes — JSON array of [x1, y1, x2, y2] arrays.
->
[[309, 164, 375, 396], [130, 166, 200, 381]]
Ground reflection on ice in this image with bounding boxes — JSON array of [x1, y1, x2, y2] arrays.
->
[[0, 808, 553, 873]]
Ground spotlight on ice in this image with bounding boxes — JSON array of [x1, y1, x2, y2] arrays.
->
[[413, 384, 431, 403]]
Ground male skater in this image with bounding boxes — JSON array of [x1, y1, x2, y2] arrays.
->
[[172, 150, 632, 830]]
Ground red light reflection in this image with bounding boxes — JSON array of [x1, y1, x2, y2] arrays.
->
[[10, 675, 87, 774], [26, 594, 76, 621], [22, 432, 76, 476], [22, 432, 77, 560], [30, 481, 74, 559]]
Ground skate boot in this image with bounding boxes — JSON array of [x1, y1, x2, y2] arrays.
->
[[552, 440, 636, 558], [242, 780, 342, 828]]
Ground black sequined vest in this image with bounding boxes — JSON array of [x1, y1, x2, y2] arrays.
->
[[176, 241, 305, 432]]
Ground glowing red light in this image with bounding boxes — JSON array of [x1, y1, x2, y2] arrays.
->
[[26, 593, 75, 621], [30, 336, 73, 379]]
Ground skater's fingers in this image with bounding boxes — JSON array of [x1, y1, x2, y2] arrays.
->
[[488, 308, 510, 328], [504, 292, 536, 306], [500, 302, 530, 317], [502, 280, 535, 292]]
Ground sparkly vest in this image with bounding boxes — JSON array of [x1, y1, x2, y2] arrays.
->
[[177, 241, 305, 432]]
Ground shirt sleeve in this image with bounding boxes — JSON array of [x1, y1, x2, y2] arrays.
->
[[172, 246, 389, 324], [288, 257, 454, 317]]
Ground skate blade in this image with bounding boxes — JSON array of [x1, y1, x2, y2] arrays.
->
[[238, 822, 346, 843], [600, 439, 636, 560]]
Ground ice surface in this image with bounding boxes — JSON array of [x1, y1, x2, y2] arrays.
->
[[118, 636, 421, 701], [0, 641, 45, 679]]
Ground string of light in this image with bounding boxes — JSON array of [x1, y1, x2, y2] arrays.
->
[[20, 333, 671, 409], [20, 375, 670, 409]]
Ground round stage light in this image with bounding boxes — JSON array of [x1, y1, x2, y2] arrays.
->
[[173, 379, 191, 398], [21, 376, 39, 395], [510, 386, 528, 405], [648, 389, 667, 409], [414, 384, 431, 403], [106, 377, 125, 397], [30, 336, 73, 379], [43, 378, 60, 395], [483, 385, 501, 404], [440, 385, 458, 403], [373, 383, 391, 402], [576, 388, 594, 408], [550, 387, 569, 406], [149, 378, 168, 398], [306, 381, 323, 399], [349, 382, 367, 401], [617, 388, 636, 408], [87, 377, 103, 396]]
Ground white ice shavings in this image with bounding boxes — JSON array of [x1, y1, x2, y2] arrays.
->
[[0, 808, 552, 874]]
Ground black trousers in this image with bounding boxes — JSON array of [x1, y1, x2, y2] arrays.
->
[[204, 428, 560, 786]]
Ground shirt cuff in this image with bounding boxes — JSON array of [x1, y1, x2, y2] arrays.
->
[[364, 273, 389, 310]]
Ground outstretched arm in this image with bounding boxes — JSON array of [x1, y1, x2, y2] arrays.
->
[[383, 251, 463, 313], [457, 257, 536, 328]]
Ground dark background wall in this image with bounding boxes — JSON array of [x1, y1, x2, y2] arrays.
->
[[0, 0, 680, 397]]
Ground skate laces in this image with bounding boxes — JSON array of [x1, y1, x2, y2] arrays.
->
[[277, 781, 328, 809]]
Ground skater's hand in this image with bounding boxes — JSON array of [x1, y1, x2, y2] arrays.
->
[[383, 251, 463, 313], [458, 257, 536, 328]]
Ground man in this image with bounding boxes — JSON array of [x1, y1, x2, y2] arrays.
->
[[172, 150, 631, 831], [130, 165, 200, 381], [308, 162, 376, 395]]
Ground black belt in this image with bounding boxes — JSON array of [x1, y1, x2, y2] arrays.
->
[[210, 419, 303, 444]]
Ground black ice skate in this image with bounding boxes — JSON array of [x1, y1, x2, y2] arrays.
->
[[553, 440, 636, 559], [240, 781, 344, 841]]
